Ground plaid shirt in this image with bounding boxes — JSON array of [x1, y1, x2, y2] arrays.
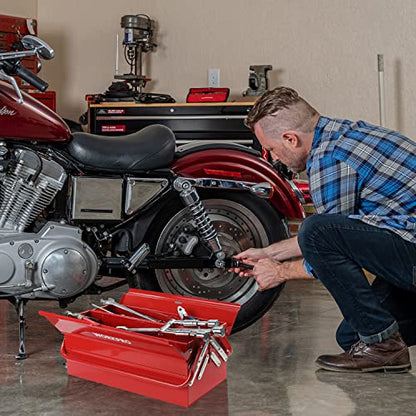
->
[[307, 116, 416, 243]]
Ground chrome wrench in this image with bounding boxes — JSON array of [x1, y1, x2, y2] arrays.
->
[[189, 338, 210, 386], [210, 337, 228, 362], [100, 298, 162, 323]]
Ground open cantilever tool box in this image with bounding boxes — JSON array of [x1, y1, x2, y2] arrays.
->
[[40, 289, 240, 407]]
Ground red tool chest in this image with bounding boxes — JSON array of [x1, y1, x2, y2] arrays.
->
[[26, 90, 56, 111], [40, 289, 240, 407], [0, 14, 38, 89], [0, 14, 56, 111]]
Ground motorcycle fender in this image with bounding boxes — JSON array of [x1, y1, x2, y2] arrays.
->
[[171, 149, 305, 220]]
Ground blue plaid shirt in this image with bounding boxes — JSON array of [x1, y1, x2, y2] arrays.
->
[[307, 116, 416, 243]]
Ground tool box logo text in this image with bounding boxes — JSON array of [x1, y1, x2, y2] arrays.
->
[[92, 332, 132, 344]]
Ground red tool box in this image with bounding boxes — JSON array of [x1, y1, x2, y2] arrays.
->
[[40, 289, 240, 408], [0, 14, 57, 110], [186, 87, 230, 103], [26, 90, 56, 112], [0, 14, 38, 90]]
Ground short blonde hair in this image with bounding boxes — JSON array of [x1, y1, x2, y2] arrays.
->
[[245, 87, 319, 136]]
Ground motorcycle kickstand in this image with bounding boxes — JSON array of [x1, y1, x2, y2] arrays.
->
[[14, 297, 27, 360]]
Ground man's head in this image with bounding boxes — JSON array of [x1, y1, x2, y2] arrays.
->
[[245, 87, 320, 173]]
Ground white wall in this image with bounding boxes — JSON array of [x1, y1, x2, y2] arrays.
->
[[37, 0, 416, 138], [0, 1, 37, 18]]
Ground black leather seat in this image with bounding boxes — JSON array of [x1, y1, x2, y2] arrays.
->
[[66, 124, 176, 172]]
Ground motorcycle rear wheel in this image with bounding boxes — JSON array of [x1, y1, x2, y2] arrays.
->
[[138, 191, 290, 333]]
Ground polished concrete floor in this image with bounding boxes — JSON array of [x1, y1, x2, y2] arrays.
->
[[1, 279, 415, 416]]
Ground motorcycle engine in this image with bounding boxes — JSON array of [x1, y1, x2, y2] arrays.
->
[[0, 148, 67, 232], [0, 148, 99, 299]]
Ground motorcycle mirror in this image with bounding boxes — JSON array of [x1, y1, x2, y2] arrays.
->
[[36, 58, 42, 73], [21, 35, 54, 60]]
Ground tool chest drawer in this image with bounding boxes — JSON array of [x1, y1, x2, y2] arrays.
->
[[88, 102, 257, 147], [40, 289, 240, 407]]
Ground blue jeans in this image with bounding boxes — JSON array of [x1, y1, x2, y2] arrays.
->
[[297, 214, 416, 348]]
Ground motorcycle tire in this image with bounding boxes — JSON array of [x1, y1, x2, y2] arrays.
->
[[137, 191, 290, 333]]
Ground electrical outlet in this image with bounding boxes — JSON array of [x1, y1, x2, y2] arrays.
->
[[208, 68, 220, 88]]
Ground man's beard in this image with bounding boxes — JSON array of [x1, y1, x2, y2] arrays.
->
[[288, 159, 307, 174]]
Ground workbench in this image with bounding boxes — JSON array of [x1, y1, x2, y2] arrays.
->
[[88, 102, 258, 148]]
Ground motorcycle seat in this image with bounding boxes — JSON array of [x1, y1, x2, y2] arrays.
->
[[66, 124, 176, 172]]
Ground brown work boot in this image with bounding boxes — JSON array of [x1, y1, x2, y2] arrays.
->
[[316, 332, 411, 373]]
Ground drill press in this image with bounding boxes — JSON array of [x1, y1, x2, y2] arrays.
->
[[114, 14, 156, 94], [106, 14, 174, 103]]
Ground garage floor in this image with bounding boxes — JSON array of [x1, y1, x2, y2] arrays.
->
[[1, 279, 415, 416]]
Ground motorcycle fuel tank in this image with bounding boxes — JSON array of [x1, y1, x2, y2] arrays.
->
[[0, 81, 71, 142]]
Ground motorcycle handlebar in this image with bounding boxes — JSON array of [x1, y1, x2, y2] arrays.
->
[[0, 36, 52, 99], [13, 63, 49, 92]]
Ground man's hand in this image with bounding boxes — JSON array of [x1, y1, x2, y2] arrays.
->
[[253, 258, 286, 291], [254, 258, 314, 291], [229, 238, 309, 283], [230, 247, 269, 277], [234, 247, 269, 262]]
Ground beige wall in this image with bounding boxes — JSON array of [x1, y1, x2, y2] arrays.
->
[[0, 0, 37, 18], [37, 0, 416, 138]]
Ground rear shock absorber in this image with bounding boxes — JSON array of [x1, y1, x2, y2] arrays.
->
[[173, 177, 226, 268]]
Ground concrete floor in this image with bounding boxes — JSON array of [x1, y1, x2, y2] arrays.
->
[[1, 279, 415, 416]]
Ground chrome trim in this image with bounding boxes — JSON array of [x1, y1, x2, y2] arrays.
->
[[180, 177, 273, 199], [71, 176, 123, 220], [124, 177, 170, 215], [286, 179, 306, 205]]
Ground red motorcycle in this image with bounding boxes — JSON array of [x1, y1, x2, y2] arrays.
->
[[0, 36, 306, 358]]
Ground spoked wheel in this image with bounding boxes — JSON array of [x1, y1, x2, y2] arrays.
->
[[138, 191, 289, 332]]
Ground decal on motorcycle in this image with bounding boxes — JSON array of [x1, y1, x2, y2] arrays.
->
[[101, 125, 126, 132], [0, 106, 16, 116]]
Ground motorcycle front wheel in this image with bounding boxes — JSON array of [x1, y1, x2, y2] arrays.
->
[[138, 191, 290, 333]]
